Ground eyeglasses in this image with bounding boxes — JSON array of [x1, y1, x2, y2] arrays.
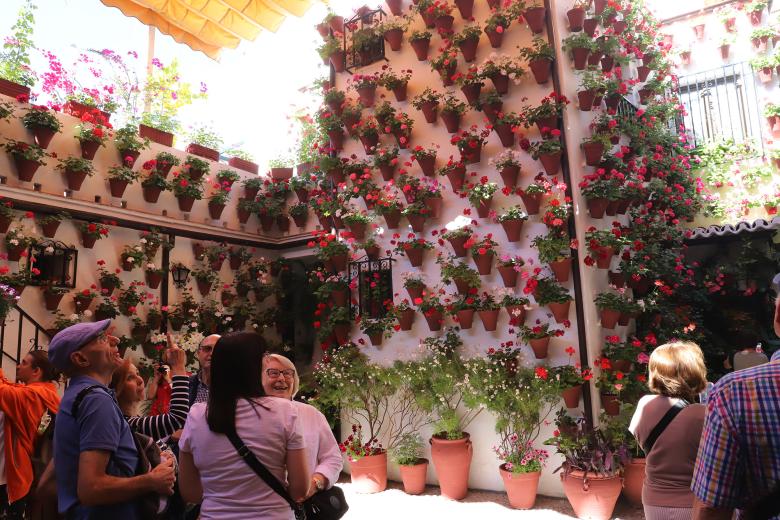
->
[[265, 368, 295, 379], [198, 344, 214, 354]]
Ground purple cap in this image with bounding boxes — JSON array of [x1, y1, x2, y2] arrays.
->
[[48, 319, 112, 371]]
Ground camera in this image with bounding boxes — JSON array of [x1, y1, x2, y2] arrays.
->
[[157, 364, 170, 375]]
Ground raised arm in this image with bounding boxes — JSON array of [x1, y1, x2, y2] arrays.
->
[[127, 374, 189, 439]]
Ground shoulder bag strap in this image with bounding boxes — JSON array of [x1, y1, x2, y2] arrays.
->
[[641, 399, 689, 455], [71, 384, 104, 416], [225, 430, 299, 512]]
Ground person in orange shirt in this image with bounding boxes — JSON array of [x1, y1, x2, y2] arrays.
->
[[0, 350, 61, 519]]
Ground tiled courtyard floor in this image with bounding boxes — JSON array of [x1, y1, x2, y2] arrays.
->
[[340, 480, 645, 519]]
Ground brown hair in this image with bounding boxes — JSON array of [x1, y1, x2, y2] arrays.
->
[[109, 358, 133, 394], [29, 349, 61, 383], [648, 341, 708, 402]]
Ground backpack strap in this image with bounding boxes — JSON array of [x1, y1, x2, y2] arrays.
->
[[642, 399, 689, 456], [71, 384, 107, 417]]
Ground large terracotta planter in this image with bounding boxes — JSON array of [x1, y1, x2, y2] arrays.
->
[[549, 300, 571, 323], [399, 459, 428, 495], [430, 434, 472, 500], [529, 337, 550, 359], [550, 258, 572, 283], [186, 143, 219, 161], [478, 309, 499, 331], [0, 78, 30, 99], [473, 253, 493, 275], [350, 452, 387, 494], [139, 124, 173, 147], [497, 265, 518, 287], [500, 219, 524, 242], [562, 385, 582, 408], [622, 458, 646, 506], [561, 470, 622, 520], [11, 156, 40, 182], [500, 466, 540, 509]]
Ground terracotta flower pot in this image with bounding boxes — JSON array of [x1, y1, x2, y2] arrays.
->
[[638, 87, 654, 104], [0, 216, 11, 234], [561, 470, 622, 520], [350, 452, 387, 494], [330, 253, 348, 272], [64, 170, 88, 191], [482, 101, 503, 122], [276, 216, 290, 232], [454, 0, 473, 19], [622, 458, 646, 506], [594, 246, 615, 269], [577, 89, 595, 110], [11, 156, 40, 182], [637, 65, 651, 82], [529, 59, 552, 84], [384, 28, 403, 51], [549, 258, 571, 283], [473, 253, 493, 275], [410, 38, 431, 61], [398, 308, 415, 330], [328, 129, 344, 151], [488, 73, 509, 94], [587, 50, 602, 68], [405, 285, 424, 302], [430, 434, 472, 500], [461, 83, 482, 106], [107, 178, 129, 198], [456, 309, 474, 329], [356, 85, 376, 107], [435, 14, 454, 34], [500, 219, 524, 243], [30, 127, 56, 149], [567, 7, 585, 31], [399, 459, 428, 495], [145, 271, 163, 290], [587, 198, 609, 219], [416, 154, 436, 177], [407, 214, 425, 233], [499, 165, 519, 188], [39, 220, 60, 238], [43, 291, 64, 311], [523, 7, 546, 34], [549, 300, 571, 323], [453, 276, 472, 295], [424, 196, 442, 218], [608, 270, 625, 288], [485, 28, 504, 48], [494, 123, 514, 147], [475, 197, 492, 218], [601, 393, 621, 416], [458, 37, 479, 62], [383, 209, 401, 229], [572, 47, 590, 70], [520, 192, 543, 215], [500, 467, 540, 509], [423, 309, 443, 331], [329, 51, 346, 72], [562, 385, 582, 408], [506, 305, 526, 325], [392, 83, 408, 102], [386, 0, 403, 15], [365, 245, 380, 260], [497, 265, 518, 287], [719, 44, 730, 60], [176, 195, 196, 212], [142, 186, 162, 203], [447, 235, 468, 257], [74, 295, 93, 313], [446, 167, 466, 191], [583, 17, 598, 36], [582, 141, 604, 166], [478, 308, 499, 331], [0, 78, 30, 99], [441, 111, 461, 133], [539, 151, 562, 175], [529, 337, 550, 359], [405, 247, 424, 267], [419, 100, 438, 124], [600, 308, 621, 329]]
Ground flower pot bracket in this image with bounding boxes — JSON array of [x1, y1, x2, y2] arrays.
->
[[342, 8, 389, 72], [347, 256, 395, 319], [26, 240, 78, 288]]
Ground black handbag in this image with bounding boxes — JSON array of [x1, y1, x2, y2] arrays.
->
[[226, 430, 348, 520]]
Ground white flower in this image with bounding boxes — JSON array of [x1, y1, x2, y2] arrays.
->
[[140, 238, 147, 244], [9, 239, 18, 246], [83, 310, 93, 317], [134, 246, 143, 252], [190, 321, 198, 328], [146, 263, 156, 270], [45, 246, 55, 254], [69, 314, 78, 320]]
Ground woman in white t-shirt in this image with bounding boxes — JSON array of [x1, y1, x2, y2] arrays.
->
[[178, 332, 309, 519]]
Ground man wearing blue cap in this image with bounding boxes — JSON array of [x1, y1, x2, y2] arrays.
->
[[48, 319, 175, 519]]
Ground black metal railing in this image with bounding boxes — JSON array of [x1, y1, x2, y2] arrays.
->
[[348, 257, 393, 318], [342, 8, 388, 72], [676, 61, 765, 153], [1, 304, 52, 366]]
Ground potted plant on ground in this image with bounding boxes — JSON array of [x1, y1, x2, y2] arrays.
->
[[390, 434, 428, 495], [3, 139, 47, 182], [55, 156, 94, 191]]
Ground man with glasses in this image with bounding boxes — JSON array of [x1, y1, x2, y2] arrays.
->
[[49, 320, 175, 519], [187, 334, 220, 407]]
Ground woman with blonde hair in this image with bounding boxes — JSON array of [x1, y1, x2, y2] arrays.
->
[[629, 341, 708, 520]]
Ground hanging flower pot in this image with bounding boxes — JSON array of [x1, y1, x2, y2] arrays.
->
[[446, 165, 466, 191], [378, 163, 396, 181], [176, 195, 196, 212], [74, 295, 93, 313], [398, 308, 415, 330], [420, 10, 436, 28], [145, 270, 164, 290], [571, 47, 590, 70], [600, 394, 621, 416], [500, 219, 524, 242], [424, 196, 442, 218], [407, 214, 425, 233], [0, 216, 11, 235], [482, 100, 503, 122], [333, 323, 351, 344], [520, 192, 543, 215], [458, 37, 479, 62], [638, 87, 654, 104], [40, 220, 60, 238], [381, 209, 401, 229], [478, 309, 500, 331], [460, 83, 482, 106], [31, 127, 56, 149], [447, 235, 469, 257], [719, 44, 730, 60], [410, 38, 431, 61], [43, 289, 65, 311], [419, 100, 438, 124], [347, 221, 367, 240], [435, 15, 454, 34], [392, 83, 408, 102], [499, 165, 519, 188], [473, 252, 493, 275], [453, 276, 472, 295], [276, 215, 290, 232], [587, 50, 602, 68], [142, 186, 162, 203], [456, 309, 474, 329], [107, 178, 129, 198], [550, 258, 571, 283], [587, 198, 608, 219], [356, 85, 377, 107], [583, 18, 598, 36], [600, 308, 621, 329], [593, 246, 615, 269], [416, 154, 437, 177], [680, 50, 692, 65], [404, 247, 425, 267], [485, 28, 504, 48], [549, 301, 571, 323], [64, 169, 88, 191], [577, 89, 596, 111], [431, 111, 456, 135], [430, 433, 472, 500], [528, 337, 550, 359], [637, 65, 651, 82], [493, 123, 514, 147], [600, 56, 614, 73], [359, 133, 379, 155], [461, 145, 482, 165], [538, 151, 562, 176], [11, 156, 41, 182], [423, 309, 443, 331], [399, 459, 429, 495], [501, 467, 540, 509], [523, 6, 546, 34], [562, 385, 582, 408], [749, 10, 763, 25], [384, 29, 403, 51], [561, 470, 622, 520], [622, 458, 646, 507], [328, 129, 344, 151], [497, 265, 518, 287], [330, 50, 346, 73], [567, 7, 585, 31], [488, 72, 509, 94], [394, 130, 411, 149], [758, 67, 774, 84], [454, 0, 473, 19]]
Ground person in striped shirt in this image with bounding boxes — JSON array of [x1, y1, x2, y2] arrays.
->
[[111, 336, 190, 440], [691, 297, 780, 520]]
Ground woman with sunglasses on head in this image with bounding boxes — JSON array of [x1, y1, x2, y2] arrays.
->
[[261, 354, 343, 499]]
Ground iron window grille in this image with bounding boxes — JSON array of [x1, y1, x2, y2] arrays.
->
[[26, 240, 78, 288], [348, 256, 393, 318], [343, 8, 388, 72]]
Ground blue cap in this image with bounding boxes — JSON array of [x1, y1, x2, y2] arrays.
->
[[48, 319, 112, 371]]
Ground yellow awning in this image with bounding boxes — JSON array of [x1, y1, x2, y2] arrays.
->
[[100, 0, 314, 60]]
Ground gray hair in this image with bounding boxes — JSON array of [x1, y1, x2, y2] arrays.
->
[[264, 353, 300, 398]]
